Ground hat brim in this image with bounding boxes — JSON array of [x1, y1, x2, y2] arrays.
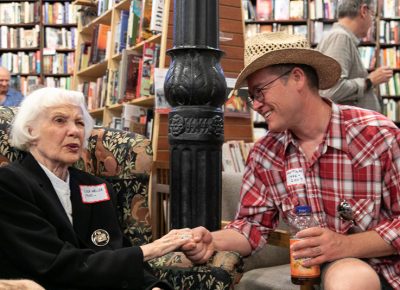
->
[[234, 48, 341, 90]]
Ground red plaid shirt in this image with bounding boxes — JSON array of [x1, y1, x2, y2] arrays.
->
[[226, 103, 400, 288]]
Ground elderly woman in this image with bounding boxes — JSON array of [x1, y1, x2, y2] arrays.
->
[[0, 88, 192, 290]]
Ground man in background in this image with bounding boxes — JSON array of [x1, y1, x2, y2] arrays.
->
[[0, 67, 24, 106], [317, 0, 392, 112]]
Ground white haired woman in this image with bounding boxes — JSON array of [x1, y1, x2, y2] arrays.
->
[[0, 88, 193, 290]]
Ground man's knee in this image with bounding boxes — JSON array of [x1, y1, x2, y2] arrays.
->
[[322, 258, 380, 290]]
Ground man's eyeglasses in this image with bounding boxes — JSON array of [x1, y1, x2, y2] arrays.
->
[[247, 69, 293, 108]]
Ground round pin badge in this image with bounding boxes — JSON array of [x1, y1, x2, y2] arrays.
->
[[91, 229, 110, 246]]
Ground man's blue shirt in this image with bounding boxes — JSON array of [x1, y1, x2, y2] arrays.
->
[[3, 88, 24, 106]]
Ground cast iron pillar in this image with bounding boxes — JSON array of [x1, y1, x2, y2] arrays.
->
[[164, 0, 226, 231]]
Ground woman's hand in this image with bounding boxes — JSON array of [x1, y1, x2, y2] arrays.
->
[[140, 228, 193, 261]]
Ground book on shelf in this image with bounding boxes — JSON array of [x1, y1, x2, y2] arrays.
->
[[289, 0, 306, 19], [78, 42, 92, 71], [121, 103, 153, 138], [150, 0, 164, 34], [89, 23, 111, 65], [224, 77, 251, 118], [127, 0, 142, 47], [221, 140, 254, 173], [154, 67, 171, 114], [137, 0, 153, 43], [110, 117, 123, 130], [256, 0, 273, 21], [115, 10, 130, 54], [116, 49, 141, 103], [136, 42, 159, 98], [274, 0, 290, 20]]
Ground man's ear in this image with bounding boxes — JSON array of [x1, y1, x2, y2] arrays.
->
[[291, 67, 306, 86]]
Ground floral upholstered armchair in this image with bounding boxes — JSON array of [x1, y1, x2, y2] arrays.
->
[[0, 106, 243, 289]]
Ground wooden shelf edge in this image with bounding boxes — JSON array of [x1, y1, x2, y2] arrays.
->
[[72, 0, 96, 6]]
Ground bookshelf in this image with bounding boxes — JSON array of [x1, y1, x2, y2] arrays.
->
[[72, 0, 253, 163], [243, 0, 400, 122], [0, 0, 77, 95]]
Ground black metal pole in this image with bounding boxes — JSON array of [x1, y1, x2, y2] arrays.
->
[[164, 0, 226, 231]]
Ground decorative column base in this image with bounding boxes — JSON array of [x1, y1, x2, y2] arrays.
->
[[169, 106, 223, 231]]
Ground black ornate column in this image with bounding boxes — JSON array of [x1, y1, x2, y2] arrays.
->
[[164, 0, 226, 231]]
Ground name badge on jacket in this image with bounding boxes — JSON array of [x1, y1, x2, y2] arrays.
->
[[80, 184, 110, 203]]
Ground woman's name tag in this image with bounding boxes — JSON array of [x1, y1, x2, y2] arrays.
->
[[80, 184, 110, 203]]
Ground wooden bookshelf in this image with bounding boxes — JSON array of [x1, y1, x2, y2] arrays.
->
[[0, 0, 77, 94]]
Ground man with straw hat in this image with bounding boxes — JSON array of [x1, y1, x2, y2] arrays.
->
[[182, 32, 399, 289]]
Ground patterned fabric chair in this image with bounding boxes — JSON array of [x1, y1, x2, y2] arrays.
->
[[0, 106, 243, 289]]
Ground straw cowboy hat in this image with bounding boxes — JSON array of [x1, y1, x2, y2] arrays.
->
[[234, 32, 341, 90]]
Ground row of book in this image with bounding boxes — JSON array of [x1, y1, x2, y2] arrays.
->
[[42, 52, 75, 75], [379, 20, 400, 44], [91, 0, 163, 51], [44, 76, 72, 90], [78, 75, 108, 111], [125, 0, 164, 49], [0, 25, 39, 49], [42, 2, 77, 25], [10, 75, 72, 96], [45, 27, 77, 50], [243, 0, 307, 21], [107, 42, 160, 105], [380, 47, 400, 68], [10, 75, 39, 96], [309, 0, 337, 20], [0, 2, 40, 24], [222, 141, 254, 173], [245, 0, 400, 22], [382, 0, 400, 18], [245, 23, 307, 40], [0, 51, 40, 74], [380, 73, 400, 97], [76, 24, 110, 71], [383, 97, 400, 122], [109, 104, 154, 139], [359, 46, 376, 71]]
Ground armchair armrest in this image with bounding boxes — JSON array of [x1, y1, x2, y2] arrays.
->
[[148, 251, 244, 289]]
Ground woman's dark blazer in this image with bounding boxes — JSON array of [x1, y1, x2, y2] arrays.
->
[[0, 153, 170, 290]]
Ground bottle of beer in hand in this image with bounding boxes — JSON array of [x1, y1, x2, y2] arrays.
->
[[290, 205, 320, 286]]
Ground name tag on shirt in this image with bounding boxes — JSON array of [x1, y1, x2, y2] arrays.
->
[[286, 168, 306, 186], [80, 184, 110, 203]]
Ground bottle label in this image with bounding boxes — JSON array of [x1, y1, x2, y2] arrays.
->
[[290, 239, 320, 278]]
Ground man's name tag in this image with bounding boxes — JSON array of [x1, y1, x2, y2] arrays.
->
[[286, 168, 306, 186], [80, 184, 110, 204]]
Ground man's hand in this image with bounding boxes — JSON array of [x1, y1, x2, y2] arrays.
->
[[180, 226, 215, 264], [290, 227, 348, 267], [368, 66, 393, 86]]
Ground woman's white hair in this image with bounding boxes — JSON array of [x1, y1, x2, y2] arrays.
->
[[10, 87, 94, 151]]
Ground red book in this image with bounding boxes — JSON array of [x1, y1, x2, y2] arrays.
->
[[256, 0, 273, 21]]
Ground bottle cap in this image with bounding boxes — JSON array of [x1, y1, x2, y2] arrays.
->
[[295, 205, 311, 214]]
